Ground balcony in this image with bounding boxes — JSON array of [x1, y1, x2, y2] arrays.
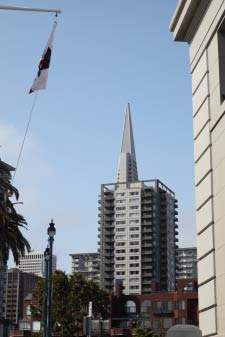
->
[[142, 257, 152, 262], [142, 213, 152, 219], [142, 243, 152, 248], [104, 195, 114, 201], [104, 252, 114, 257]]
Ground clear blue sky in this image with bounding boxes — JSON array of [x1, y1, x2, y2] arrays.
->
[[0, 0, 195, 273]]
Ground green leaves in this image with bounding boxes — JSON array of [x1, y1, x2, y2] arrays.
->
[[31, 271, 110, 337], [0, 161, 30, 264]]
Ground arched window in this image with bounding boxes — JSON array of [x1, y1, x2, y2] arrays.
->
[[184, 282, 193, 292], [141, 300, 151, 313], [26, 304, 31, 316], [125, 300, 136, 313]]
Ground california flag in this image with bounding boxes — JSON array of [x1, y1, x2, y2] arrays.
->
[[29, 22, 57, 94]]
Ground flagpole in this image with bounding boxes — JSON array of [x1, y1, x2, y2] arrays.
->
[[0, 6, 61, 14]]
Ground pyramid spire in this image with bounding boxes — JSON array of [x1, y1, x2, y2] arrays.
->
[[117, 103, 138, 183]]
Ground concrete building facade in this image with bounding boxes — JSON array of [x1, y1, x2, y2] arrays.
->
[[70, 252, 100, 284], [99, 104, 178, 295], [18, 252, 56, 278], [170, 1, 225, 336], [176, 247, 197, 279]]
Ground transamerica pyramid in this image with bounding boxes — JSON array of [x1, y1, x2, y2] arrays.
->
[[117, 103, 138, 183]]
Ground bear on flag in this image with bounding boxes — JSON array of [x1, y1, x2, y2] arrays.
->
[[29, 22, 57, 94]]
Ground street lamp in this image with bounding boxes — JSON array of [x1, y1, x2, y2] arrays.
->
[[43, 247, 49, 337], [46, 220, 56, 337]]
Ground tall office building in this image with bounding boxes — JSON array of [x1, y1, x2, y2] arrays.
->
[[98, 104, 178, 295], [19, 252, 57, 278], [4, 268, 42, 325], [176, 247, 197, 279], [70, 253, 100, 284], [170, 1, 225, 336]]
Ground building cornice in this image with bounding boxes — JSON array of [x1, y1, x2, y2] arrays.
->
[[169, 0, 211, 42]]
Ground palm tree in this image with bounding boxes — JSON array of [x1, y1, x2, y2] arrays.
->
[[0, 159, 30, 265]]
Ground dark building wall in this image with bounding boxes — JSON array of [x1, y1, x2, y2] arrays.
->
[[5, 269, 42, 325]]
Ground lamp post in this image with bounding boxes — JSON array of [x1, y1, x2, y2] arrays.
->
[[43, 247, 49, 337], [46, 220, 56, 337]]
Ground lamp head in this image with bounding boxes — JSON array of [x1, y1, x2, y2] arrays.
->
[[47, 219, 56, 238]]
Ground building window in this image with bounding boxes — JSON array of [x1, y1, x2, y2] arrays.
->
[[141, 300, 151, 313], [125, 300, 136, 313], [130, 270, 139, 275], [130, 234, 139, 238], [116, 227, 125, 232], [163, 318, 173, 329], [116, 192, 126, 197], [130, 205, 139, 210], [218, 25, 225, 102], [129, 285, 139, 290], [116, 264, 126, 268], [175, 318, 185, 324], [116, 213, 126, 218], [129, 198, 139, 203], [116, 249, 126, 253], [115, 235, 126, 240], [130, 256, 139, 260], [129, 226, 139, 231], [116, 206, 126, 211], [129, 278, 139, 282], [129, 219, 139, 224], [116, 221, 126, 225], [153, 301, 162, 314], [130, 241, 139, 246], [130, 191, 139, 195], [130, 263, 139, 267], [26, 305, 31, 316], [143, 320, 151, 328], [116, 242, 125, 246], [129, 249, 139, 253], [116, 271, 125, 275], [153, 319, 162, 330], [176, 300, 185, 310], [129, 212, 139, 217], [116, 199, 126, 204], [116, 256, 125, 261], [163, 301, 173, 313]]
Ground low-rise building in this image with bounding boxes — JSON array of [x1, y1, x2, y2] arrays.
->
[[110, 278, 198, 336]]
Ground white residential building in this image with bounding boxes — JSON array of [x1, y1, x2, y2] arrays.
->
[[19, 252, 57, 278]]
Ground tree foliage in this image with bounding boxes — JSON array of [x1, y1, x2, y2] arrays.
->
[[135, 328, 161, 337], [31, 271, 110, 337], [0, 160, 30, 264]]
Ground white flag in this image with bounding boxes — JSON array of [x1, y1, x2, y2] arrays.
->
[[29, 22, 57, 94]]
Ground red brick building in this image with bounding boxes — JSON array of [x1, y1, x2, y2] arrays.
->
[[110, 279, 198, 336]]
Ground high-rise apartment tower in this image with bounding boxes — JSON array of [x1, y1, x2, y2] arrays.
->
[[70, 252, 100, 284], [176, 247, 197, 279], [98, 104, 178, 295]]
